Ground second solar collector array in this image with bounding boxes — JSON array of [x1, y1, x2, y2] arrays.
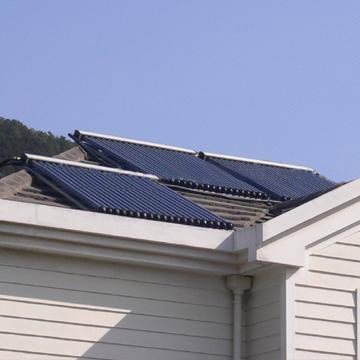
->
[[76, 133, 266, 197]]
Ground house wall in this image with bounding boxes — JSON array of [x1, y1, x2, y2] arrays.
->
[[243, 267, 283, 360], [0, 248, 233, 360], [292, 229, 360, 360]]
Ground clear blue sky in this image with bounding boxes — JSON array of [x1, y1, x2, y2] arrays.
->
[[0, 1, 359, 182]]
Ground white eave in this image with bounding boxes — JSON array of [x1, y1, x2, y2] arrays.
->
[[235, 178, 360, 267], [0, 199, 238, 275]]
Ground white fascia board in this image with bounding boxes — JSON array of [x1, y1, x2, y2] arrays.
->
[[235, 177, 360, 267], [204, 151, 315, 172], [25, 154, 159, 180], [0, 199, 234, 251], [261, 178, 359, 243], [78, 130, 196, 154], [235, 224, 305, 267], [0, 222, 238, 274]]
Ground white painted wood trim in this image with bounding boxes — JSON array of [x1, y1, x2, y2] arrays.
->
[[0, 200, 240, 274], [0, 199, 234, 251], [260, 179, 360, 243], [357, 288, 360, 360], [204, 151, 315, 171], [25, 154, 159, 179], [77, 130, 196, 154], [280, 268, 297, 360], [233, 178, 360, 267], [0, 225, 239, 275]]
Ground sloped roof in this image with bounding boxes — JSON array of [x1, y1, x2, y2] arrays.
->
[[0, 132, 337, 230]]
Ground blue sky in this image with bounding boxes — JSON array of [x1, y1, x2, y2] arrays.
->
[[0, 1, 359, 182]]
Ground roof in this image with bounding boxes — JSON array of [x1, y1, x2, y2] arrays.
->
[[0, 131, 338, 230]]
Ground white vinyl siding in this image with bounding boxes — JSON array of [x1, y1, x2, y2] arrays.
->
[[293, 230, 360, 360], [243, 268, 282, 359], [0, 249, 232, 360]]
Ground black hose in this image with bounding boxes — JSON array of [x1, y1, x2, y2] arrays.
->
[[0, 157, 24, 169]]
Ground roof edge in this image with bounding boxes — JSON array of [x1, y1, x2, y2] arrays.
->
[[235, 177, 360, 267], [262, 177, 360, 242], [0, 198, 235, 251]]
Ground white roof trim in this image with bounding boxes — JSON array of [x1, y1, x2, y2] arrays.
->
[[204, 151, 315, 171], [235, 178, 360, 267], [25, 154, 159, 180], [0, 199, 234, 251], [0, 199, 238, 274], [78, 130, 196, 154]]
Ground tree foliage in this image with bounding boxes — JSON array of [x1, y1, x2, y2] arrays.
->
[[0, 117, 74, 177]]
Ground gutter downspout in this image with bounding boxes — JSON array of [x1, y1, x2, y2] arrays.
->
[[227, 275, 252, 360]]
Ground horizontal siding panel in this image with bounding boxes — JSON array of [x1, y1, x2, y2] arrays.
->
[[310, 255, 360, 278], [0, 333, 231, 360], [295, 334, 355, 356], [0, 351, 84, 360], [0, 249, 229, 291], [296, 269, 360, 292], [294, 239, 360, 360], [0, 265, 230, 308], [0, 298, 231, 339], [295, 284, 355, 307], [245, 285, 280, 310], [245, 349, 280, 360], [0, 250, 233, 359], [336, 231, 360, 246], [245, 302, 280, 325], [294, 349, 355, 360], [296, 301, 355, 323], [0, 282, 231, 323], [243, 270, 281, 360], [245, 318, 280, 341], [295, 317, 355, 339], [0, 317, 231, 355], [317, 242, 360, 262], [246, 334, 281, 357]]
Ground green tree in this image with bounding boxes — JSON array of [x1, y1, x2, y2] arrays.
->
[[0, 117, 74, 177]]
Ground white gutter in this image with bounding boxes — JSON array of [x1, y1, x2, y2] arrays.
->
[[204, 151, 315, 172], [0, 199, 234, 251], [25, 154, 159, 180], [77, 130, 197, 154], [0, 199, 238, 275], [227, 275, 252, 360]]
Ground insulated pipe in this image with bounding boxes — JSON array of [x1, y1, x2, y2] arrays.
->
[[227, 275, 252, 360]]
